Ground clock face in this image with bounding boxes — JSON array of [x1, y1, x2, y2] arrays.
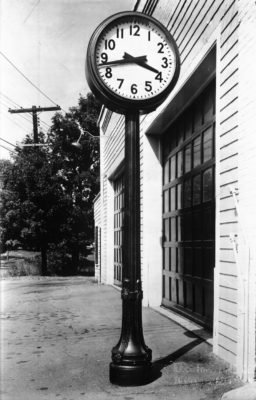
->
[[86, 12, 180, 113]]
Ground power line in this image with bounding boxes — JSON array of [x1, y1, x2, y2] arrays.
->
[[0, 109, 30, 133], [0, 92, 51, 129], [0, 92, 21, 108], [0, 100, 31, 128], [0, 144, 17, 155], [23, 0, 40, 24], [0, 137, 16, 147], [0, 50, 60, 108], [0, 100, 31, 125]]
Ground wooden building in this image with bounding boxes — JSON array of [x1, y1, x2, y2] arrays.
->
[[94, 0, 256, 382]]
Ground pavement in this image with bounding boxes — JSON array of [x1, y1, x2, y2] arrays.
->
[[0, 276, 246, 400]]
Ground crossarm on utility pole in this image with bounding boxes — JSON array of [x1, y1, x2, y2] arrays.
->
[[9, 106, 61, 114], [8, 105, 61, 143]]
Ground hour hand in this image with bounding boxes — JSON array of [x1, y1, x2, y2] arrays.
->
[[123, 52, 159, 74]]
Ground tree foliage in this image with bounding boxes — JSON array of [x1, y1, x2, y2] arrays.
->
[[0, 93, 101, 275]]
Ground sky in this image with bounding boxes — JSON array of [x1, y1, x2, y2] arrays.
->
[[0, 0, 135, 159]]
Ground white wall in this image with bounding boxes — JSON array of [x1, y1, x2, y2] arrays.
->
[[98, 0, 256, 380]]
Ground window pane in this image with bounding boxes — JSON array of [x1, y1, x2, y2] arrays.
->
[[163, 275, 165, 297], [184, 212, 192, 240], [177, 184, 182, 209], [176, 121, 183, 146], [170, 247, 176, 270], [203, 127, 213, 163], [164, 159, 169, 184], [203, 168, 213, 202], [177, 216, 181, 241], [203, 208, 213, 239], [170, 156, 176, 181], [184, 144, 191, 173], [164, 218, 169, 242], [193, 136, 201, 168], [164, 190, 169, 212], [170, 187, 176, 211], [164, 248, 169, 270], [193, 174, 201, 205], [193, 247, 202, 278], [203, 86, 214, 122], [183, 179, 191, 208], [193, 210, 201, 240], [170, 129, 177, 152], [194, 99, 202, 130], [177, 151, 183, 177], [170, 217, 176, 241], [163, 136, 170, 159], [184, 111, 193, 140]]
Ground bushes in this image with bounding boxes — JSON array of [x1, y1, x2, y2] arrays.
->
[[2, 253, 41, 277], [47, 249, 94, 276]]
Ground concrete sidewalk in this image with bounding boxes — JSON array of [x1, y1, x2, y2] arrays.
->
[[0, 277, 244, 400]]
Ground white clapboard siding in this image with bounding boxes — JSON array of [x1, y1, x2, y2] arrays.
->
[[94, 195, 101, 281], [98, 0, 255, 374], [136, 0, 240, 366]]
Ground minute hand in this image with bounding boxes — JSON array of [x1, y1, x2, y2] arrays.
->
[[98, 56, 147, 67], [134, 60, 159, 74]]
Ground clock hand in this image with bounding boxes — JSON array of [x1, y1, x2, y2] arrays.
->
[[123, 52, 159, 74], [98, 55, 147, 67]]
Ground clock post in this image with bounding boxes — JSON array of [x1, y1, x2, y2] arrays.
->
[[109, 112, 152, 385], [85, 10, 180, 387]]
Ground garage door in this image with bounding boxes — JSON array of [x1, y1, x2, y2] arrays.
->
[[162, 80, 215, 328], [114, 174, 124, 287]]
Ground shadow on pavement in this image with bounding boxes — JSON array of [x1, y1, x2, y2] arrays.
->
[[147, 332, 206, 384]]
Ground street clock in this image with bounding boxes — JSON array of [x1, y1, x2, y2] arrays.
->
[[86, 11, 180, 114]]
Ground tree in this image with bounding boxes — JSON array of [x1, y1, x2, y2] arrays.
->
[[0, 93, 101, 275], [48, 93, 101, 273], [1, 135, 68, 274]]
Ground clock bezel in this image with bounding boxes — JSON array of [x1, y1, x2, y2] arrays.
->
[[86, 11, 180, 114]]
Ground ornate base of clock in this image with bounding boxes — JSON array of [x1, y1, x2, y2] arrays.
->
[[109, 278, 152, 386], [109, 362, 152, 386]]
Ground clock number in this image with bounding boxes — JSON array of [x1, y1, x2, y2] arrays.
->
[[101, 52, 108, 63], [155, 72, 163, 82], [148, 31, 151, 41], [105, 67, 112, 78], [116, 28, 124, 38], [157, 42, 164, 53], [145, 81, 152, 92], [104, 39, 115, 50], [117, 78, 124, 88], [130, 24, 140, 36], [162, 57, 168, 68], [131, 84, 138, 94]]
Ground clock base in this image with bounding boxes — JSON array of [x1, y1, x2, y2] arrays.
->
[[109, 362, 153, 386]]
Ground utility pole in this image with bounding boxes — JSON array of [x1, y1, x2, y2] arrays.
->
[[9, 105, 61, 143]]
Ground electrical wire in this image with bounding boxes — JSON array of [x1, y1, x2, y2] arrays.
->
[[0, 92, 51, 129], [0, 137, 16, 147], [0, 144, 17, 155], [0, 92, 21, 108], [0, 100, 31, 125], [0, 109, 30, 133], [0, 51, 60, 108], [23, 0, 40, 24]]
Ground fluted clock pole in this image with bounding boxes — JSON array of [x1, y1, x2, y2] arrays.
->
[[109, 112, 152, 386]]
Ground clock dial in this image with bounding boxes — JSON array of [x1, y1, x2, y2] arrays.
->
[[95, 17, 177, 101], [86, 12, 180, 113]]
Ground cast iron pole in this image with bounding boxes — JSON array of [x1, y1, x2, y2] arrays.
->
[[109, 112, 152, 386]]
